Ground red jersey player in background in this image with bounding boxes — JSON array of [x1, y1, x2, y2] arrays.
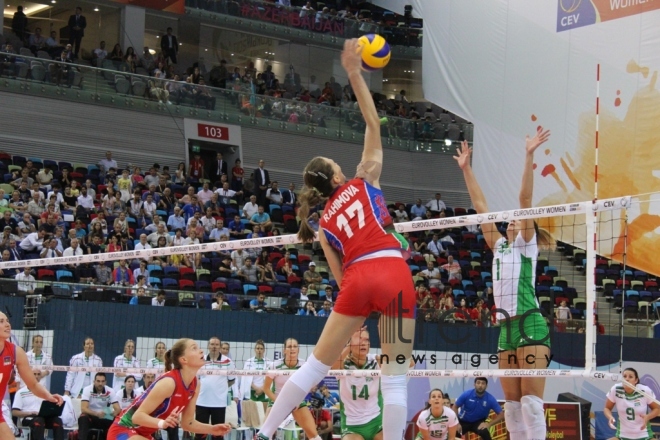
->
[[0, 312, 63, 438], [257, 39, 416, 440], [107, 338, 231, 439]]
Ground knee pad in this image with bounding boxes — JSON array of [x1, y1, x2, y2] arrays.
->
[[504, 401, 524, 431], [380, 374, 407, 407], [520, 395, 545, 427], [288, 353, 331, 393]]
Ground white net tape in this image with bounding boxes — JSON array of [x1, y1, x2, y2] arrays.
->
[[0, 195, 631, 270]]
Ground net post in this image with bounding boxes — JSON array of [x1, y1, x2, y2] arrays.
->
[[584, 203, 597, 371]]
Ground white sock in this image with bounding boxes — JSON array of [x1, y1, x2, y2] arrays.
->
[[258, 354, 330, 437], [381, 374, 408, 440], [504, 401, 525, 440], [521, 395, 546, 440]]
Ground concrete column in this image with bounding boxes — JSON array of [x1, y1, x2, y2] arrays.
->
[[120, 5, 145, 54]]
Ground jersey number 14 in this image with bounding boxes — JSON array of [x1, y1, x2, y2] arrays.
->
[[351, 384, 370, 401], [337, 201, 365, 238]]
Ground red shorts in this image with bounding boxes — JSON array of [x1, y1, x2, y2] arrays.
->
[[333, 257, 416, 319], [107, 422, 154, 440]]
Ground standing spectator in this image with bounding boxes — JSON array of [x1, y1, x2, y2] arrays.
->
[[11, 371, 65, 440], [211, 152, 228, 184], [426, 193, 446, 215], [253, 160, 270, 208], [67, 7, 87, 58], [231, 159, 244, 193], [240, 340, 271, 401], [189, 153, 205, 182], [210, 59, 228, 88], [64, 338, 103, 398], [26, 334, 53, 391], [452, 378, 504, 440], [196, 337, 236, 440], [78, 373, 120, 440], [555, 300, 572, 322], [160, 27, 179, 64], [112, 339, 142, 391], [11, 6, 28, 43]]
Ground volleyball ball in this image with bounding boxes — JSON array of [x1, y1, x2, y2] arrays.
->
[[357, 34, 391, 72]]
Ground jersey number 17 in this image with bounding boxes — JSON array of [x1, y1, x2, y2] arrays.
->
[[337, 201, 365, 239]]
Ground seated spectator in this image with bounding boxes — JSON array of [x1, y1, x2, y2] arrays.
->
[[140, 46, 155, 72], [426, 234, 446, 258], [112, 259, 134, 286], [93, 261, 112, 286], [151, 290, 166, 307], [250, 293, 267, 311], [0, 211, 18, 235], [239, 258, 261, 283], [426, 193, 446, 215], [441, 255, 462, 282], [147, 223, 171, 247], [109, 43, 123, 63], [260, 262, 277, 284], [0, 227, 20, 250], [186, 218, 204, 239], [142, 194, 157, 219], [242, 195, 259, 219], [18, 212, 37, 236], [193, 78, 216, 110], [250, 206, 272, 232], [11, 370, 65, 440], [45, 31, 63, 58], [212, 292, 229, 310], [298, 301, 317, 316], [317, 300, 332, 317], [91, 40, 107, 67], [78, 373, 121, 440], [15, 267, 36, 295], [266, 181, 283, 205], [393, 204, 409, 222], [36, 167, 54, 191], [304, 262, 323, 286], [420, 260, 443, 288], [453, 299, 472, 323]]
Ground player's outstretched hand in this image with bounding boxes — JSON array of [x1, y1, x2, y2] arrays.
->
[[453, 140, 472, 170], [48, 394, 64, 406], [341, 39, 362, 76], [525, 126, 551, 155]]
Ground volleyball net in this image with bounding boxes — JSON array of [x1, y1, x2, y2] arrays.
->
[[1, 193, 652, 390]]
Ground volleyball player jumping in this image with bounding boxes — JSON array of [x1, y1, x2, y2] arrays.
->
[[455, 129, 554, 440], [0, 312, 63, 439], [107, 338, 231, 440], [256, 38, 416, 440]]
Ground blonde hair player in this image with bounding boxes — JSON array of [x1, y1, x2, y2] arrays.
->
[[603, 367, 660, 440], [332, 327, 383, 440], [257, 38, 416, 440], [0, 312, 63, 439], [106, 338, 231, 439], [454, 128, 555, 440], [416, 389, 458, 440], [262, 338, 321, 439]]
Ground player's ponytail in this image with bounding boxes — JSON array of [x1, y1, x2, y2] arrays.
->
[[164, 338, 190, 372], [534, 221, 556, 251], [298, 157, 335, 243]]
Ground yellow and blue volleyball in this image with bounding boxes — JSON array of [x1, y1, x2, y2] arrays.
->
[[357, 34, 391, 72]]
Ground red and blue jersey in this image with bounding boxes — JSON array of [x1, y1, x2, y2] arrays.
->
[[0, 341, 15, 396], [115, 369, 197, 436], [320, 178, 401, 266]]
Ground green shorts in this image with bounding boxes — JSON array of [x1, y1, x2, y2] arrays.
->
[[250, 390, 270, 402], [341, 414, 383, 440], [497, 312, 550, 352]]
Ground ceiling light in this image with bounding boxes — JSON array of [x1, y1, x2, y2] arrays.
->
[[94, 7, 99, 11], [444, 139, 452, 146]]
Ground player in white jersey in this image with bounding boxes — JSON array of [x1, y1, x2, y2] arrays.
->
[[64, 337, 103, 398], [416, 389, 458, 440], [145, 341, 167, 377], [604, 368, 660, 440], [455, 129, 555, 440], [114, 375, 140, 410], [26, 334, 53, 391], [263, 338, 321, 440], [240, 340, 271, 402], [332, 328, 382, 440], [112, 339, 142, 391]]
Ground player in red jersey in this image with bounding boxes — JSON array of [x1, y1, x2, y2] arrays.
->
[[107, 338, 231, 440], [0, 312, 63, 438], [257, 39, 416, 440]]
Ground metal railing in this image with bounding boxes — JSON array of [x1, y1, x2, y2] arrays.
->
[[0, 51, 470, 153]]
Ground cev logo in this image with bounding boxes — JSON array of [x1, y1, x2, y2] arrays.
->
[[560, 0, 581, 13]]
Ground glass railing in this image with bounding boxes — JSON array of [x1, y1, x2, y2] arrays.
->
[[0, 52, 470, 154], [185, 0, 423, 49]]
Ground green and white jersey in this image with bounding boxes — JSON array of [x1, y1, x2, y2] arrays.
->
[[492, 233, 539, 319], [339, 354, 381, 426], [267, 358, 304, 396], [415, 407, 459, 439], [606, 383, 655, 440], [145, 357, 164, 370]]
